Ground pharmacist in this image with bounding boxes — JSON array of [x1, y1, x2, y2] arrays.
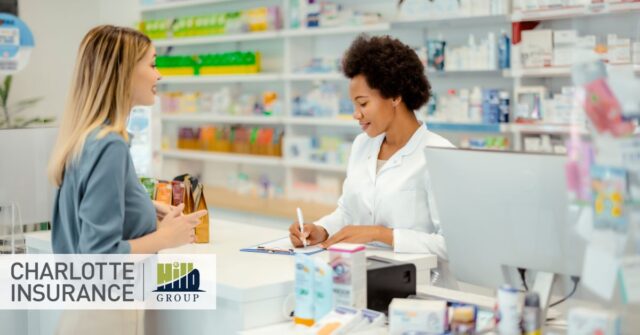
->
[[289, 34, 456, 287]]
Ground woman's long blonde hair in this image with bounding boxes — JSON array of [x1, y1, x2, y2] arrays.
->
[[48, 25, 151, 187]]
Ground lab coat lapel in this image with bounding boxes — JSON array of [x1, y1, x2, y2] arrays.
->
[[377, 124, 427, 175], [368, 133, 385, 183]]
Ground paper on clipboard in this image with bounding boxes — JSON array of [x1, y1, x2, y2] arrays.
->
[[240, 237, 325, 256]]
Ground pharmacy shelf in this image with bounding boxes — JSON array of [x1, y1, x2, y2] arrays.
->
[[153, 30, 282, 47], [284, 117, 358, 128], [427, 122, 506, 133], [284, 160, 347, 173], [511, 2, 640, 22], [160, 113, 284, 124], [285, 72, 344, 81], [160, 149, 283, 166], [392, 14, 510, 27], [282, 23, 391, 37], [159, 73, 282, 84], [140, 0, 235, 13]]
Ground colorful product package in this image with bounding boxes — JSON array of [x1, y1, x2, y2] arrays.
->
[[139, 177, 156, 200], [591, 165, 628, 233], [565, 139, 595, 204], [450, 303, 478, 334], [155, 180, 173, 205], [573, 61, 635, 137], [329, 243, 366, 309], [313, 258, 334, 321], [294, 254, 315, 326], [308, 306, 363, 335], [171, 180, 185, 206], [389, 298, 448, 335]]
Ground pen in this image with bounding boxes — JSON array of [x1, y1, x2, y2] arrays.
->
[[296, 207, 307, 248]]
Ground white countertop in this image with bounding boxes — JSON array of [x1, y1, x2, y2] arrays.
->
[[24, 219, 437, 304]]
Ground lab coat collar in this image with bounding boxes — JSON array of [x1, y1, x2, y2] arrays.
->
[[367, 123, 428, 181]]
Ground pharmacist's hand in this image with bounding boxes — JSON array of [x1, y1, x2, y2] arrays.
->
[[153, 200, 177, 221], [320, 225, 388, 249], [156, 204, 208, 249], [289, 222, 328, 248]]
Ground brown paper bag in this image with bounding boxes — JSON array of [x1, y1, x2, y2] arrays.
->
[[173, 174, 210, 243]]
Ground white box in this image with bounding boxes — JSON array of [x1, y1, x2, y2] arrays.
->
[[554, 30, 578, 46], [608, 35, 631, 65], [633, 42, 640, 65], [389, 299, 448, 335], [568, 307, 621, 335], [553, 31, 577, 67], [329, 243, 367, 309], [576, 35, 597, 50], [521, 29, 553, 68]]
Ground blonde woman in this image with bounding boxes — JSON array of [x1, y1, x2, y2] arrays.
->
[[49, 25, 206, 254], [48, 25, 206, 334]]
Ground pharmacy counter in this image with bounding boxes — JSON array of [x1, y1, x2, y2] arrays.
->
[[23, 218, 437, 335]]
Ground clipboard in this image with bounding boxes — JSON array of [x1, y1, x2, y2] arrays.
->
[[240, 236, 325, 256]]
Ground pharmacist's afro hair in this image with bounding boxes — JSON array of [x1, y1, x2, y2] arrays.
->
[[342, 34, 431, 111]]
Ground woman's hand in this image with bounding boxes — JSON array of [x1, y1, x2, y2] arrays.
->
[[153, 200, 176, 221], [155, 204, 208, 249], [320, 225, 393, 248], [289, 222, 329, 247]]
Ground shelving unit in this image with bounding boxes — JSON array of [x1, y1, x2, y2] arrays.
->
[[144, 0, 637, 218]]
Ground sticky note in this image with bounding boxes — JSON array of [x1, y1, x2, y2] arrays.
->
[[619, 256, 640, 304], [575, 206, 594, 241], [581, 245, 620, 301]]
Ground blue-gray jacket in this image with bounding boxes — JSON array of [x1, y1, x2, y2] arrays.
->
[[52, 128, 156, 253]]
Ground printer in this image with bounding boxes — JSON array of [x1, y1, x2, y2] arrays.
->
[[367, 256, 417, 313]]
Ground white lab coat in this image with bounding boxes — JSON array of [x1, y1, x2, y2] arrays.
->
[[316, 123, 458, 287]]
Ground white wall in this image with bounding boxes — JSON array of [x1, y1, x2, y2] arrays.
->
[[11, 0, 139, 125]]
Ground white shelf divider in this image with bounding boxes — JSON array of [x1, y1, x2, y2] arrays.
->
[[161, 149, 283, 166], [507, 123, 588, 134], [153, 30, 282, 47], [505, 65, 640, 78], [392, 14, 510, 26], [285, 72, 344, 81], [504, 67, 571, 78], [284, 117, 359, 128], [511, 2, 640, 22], [159, 73, 283, 84], [284, 160, 347, 173], [282, 23, 391, 37], [160, 114, 284, 124], [140, 0, 236, 13]]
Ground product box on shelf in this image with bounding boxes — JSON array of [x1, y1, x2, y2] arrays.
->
[[521, 29, 553, 68]]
